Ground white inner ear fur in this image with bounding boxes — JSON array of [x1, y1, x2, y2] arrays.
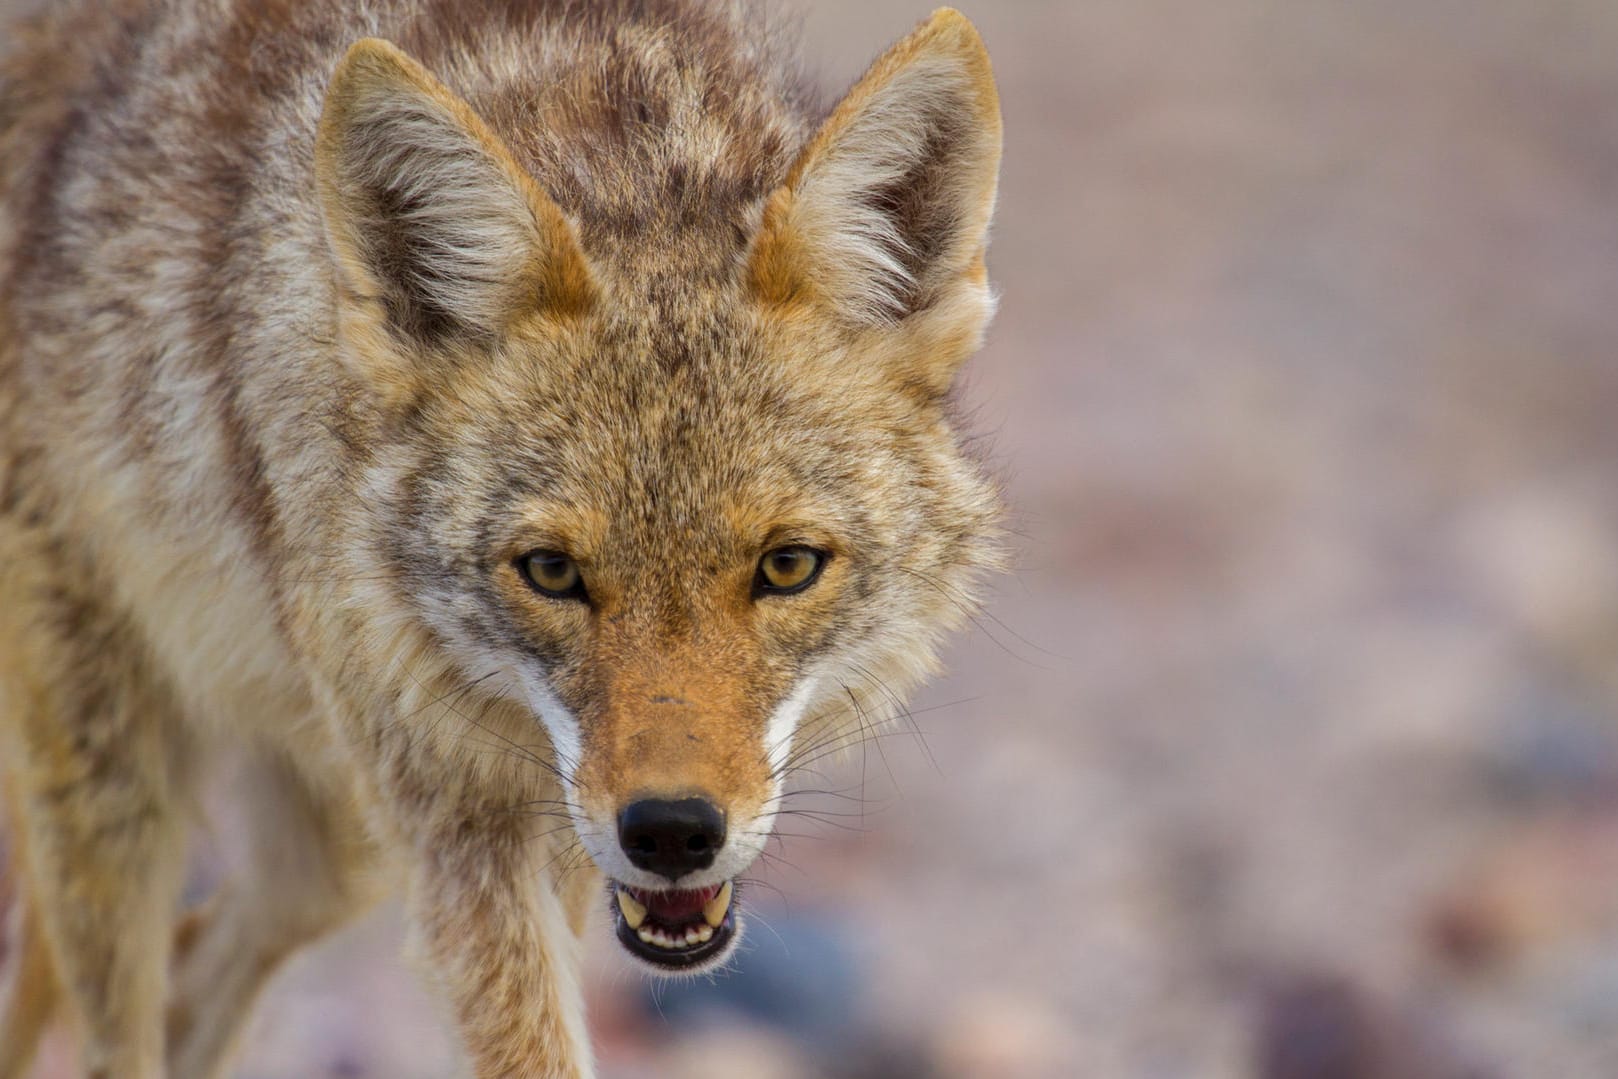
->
[[330, 76, 540, 332], [788, 52, 997, 325]]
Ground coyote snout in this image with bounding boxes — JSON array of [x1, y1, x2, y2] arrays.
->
[[610, 797, 741, 969], [556, 663, 802, 977]]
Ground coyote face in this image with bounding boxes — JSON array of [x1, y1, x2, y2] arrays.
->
[[317, 14, 1004, 971], [356, 291, 1000, 968]]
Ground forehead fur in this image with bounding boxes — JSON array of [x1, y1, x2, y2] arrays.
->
[[419, 296, 957, 552]]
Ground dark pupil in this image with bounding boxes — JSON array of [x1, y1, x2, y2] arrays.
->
[[773, 553, 801, 577], [537, 557, 569, 581]]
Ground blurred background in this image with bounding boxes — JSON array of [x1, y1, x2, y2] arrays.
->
[[11, 0, 1618, 1075]]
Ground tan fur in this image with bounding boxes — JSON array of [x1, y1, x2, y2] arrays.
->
[[0, 782, 57, 1079], [0, 2, 1003, 1076]]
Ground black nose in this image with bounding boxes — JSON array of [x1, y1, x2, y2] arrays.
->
[[617, 798, 726, 881]]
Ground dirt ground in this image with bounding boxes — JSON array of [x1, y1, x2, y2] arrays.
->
[[11, 1, 1618, 1076]]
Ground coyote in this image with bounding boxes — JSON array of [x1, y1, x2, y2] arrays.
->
[[0, 1, 1003, 1075]]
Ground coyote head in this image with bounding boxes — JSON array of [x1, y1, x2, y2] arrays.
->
[[314, 8, 1002, 971]]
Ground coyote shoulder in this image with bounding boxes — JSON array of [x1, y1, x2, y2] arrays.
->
[[0, 1, 1003, 1075]]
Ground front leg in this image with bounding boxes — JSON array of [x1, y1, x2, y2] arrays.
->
[[408, 812, 597, 1079]]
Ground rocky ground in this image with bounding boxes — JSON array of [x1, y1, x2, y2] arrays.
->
[[10, 0, 1618, 1075]]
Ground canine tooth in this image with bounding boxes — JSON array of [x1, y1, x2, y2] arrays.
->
[[703, 881, 733, 928], [637, 927, 654, 944], [616, 889, 648, 930]]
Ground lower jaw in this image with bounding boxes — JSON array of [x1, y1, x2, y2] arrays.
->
[[611, 882, 740, 971]]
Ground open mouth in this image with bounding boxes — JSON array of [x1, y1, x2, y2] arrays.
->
[[611, 879, 739, 971]]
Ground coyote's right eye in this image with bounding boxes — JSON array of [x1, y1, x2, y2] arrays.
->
[[517, 550, 588, 601]]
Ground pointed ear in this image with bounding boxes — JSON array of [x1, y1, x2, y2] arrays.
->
[[316, 39, 594, 355], [750, 9, 1001, 382]]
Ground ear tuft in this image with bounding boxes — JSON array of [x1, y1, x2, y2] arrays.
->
[[751, 9, 1001, 331], [316, 39, 594, 350]]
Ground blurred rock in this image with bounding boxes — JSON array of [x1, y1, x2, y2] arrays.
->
[[1429, 812, 1618, 974], [1256, 971, 1494, 1079], [932, 989, 1079, 1079], [1483, 682, 1618, 807], [633, 910, 859, 1049], [1457, 486, 1618, 664], [1258, 974, 1376, 1079], [657, 1024, 814, 1079]]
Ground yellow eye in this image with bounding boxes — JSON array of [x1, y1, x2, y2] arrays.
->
[[519, 550, 585, 600], [756, 546, 826, 595]]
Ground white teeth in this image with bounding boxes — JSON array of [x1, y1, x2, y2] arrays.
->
[[616, 889, 648, 930], [623, 881, 734, 952], [703, 881, 733, 928], [634, 923, 712, 951]]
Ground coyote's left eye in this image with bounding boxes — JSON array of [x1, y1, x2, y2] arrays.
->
[[518, 550, 588, 601], [755, 546, 826, 595]]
